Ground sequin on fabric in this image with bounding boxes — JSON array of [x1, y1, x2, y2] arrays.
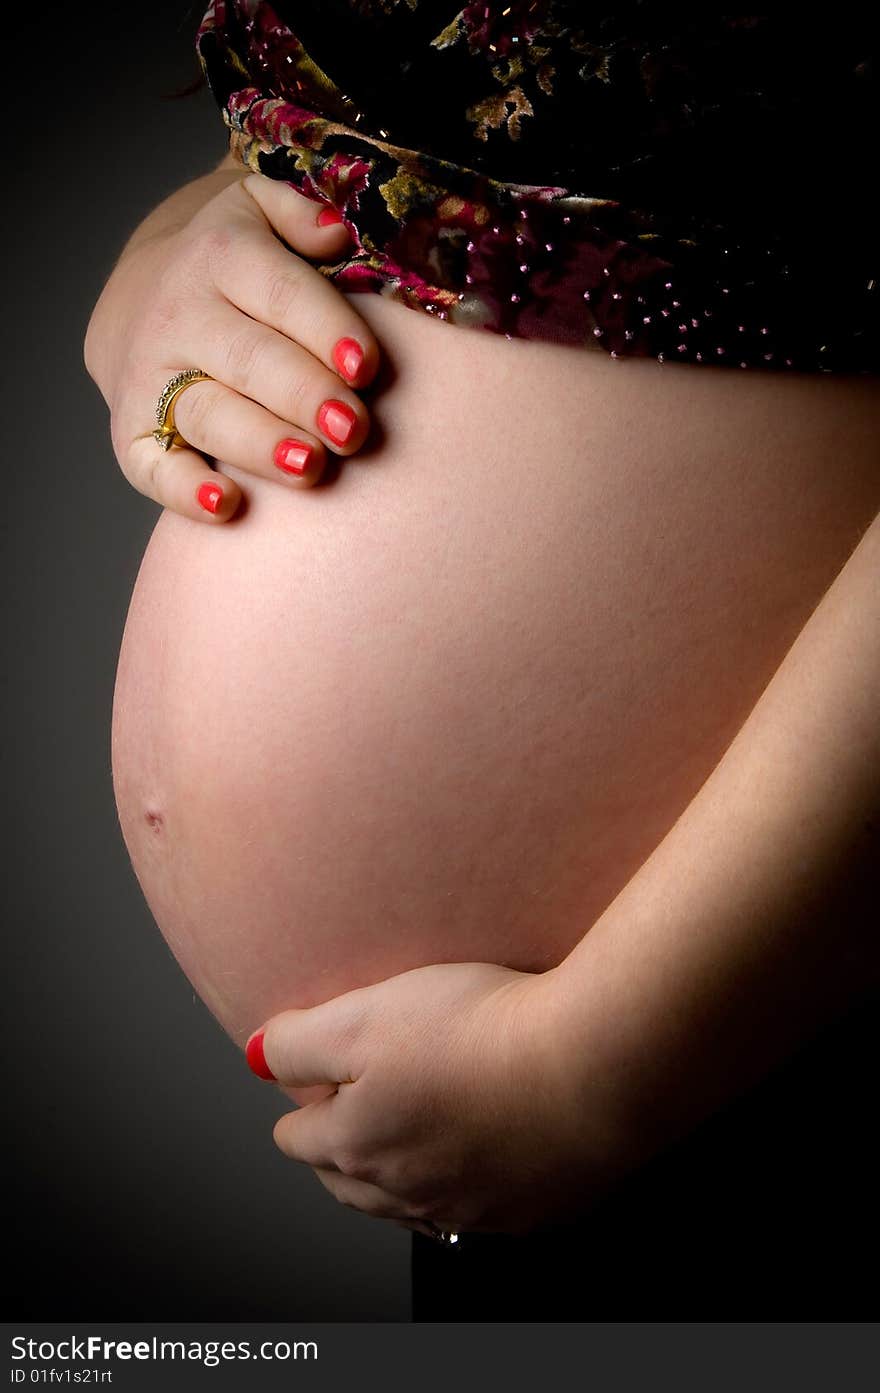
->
[[196, 2, 879, 373]]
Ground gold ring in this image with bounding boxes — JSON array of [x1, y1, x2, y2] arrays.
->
[[423, 1223, 461, 1248], [146, 368, 213, 452]]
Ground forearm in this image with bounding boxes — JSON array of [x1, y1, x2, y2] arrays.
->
[[551, 506, 880, 1168]]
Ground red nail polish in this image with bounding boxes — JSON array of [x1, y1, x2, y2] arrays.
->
[[273, 438, 313, 475], [245, 1030, 276, 1081], [317, 206, 345, 227], [316, 399, 357, 446], [333, 337, 364, 383], [197, 482, 223, 514]]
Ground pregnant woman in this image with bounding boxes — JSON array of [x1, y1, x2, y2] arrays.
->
[[87, 4, 879, 1319]]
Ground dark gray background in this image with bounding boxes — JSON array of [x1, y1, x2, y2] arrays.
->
[[4, 0, 878, 1329], [4, 0, 408, 1320]]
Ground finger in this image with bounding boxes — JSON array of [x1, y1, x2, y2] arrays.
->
[[222, 177, 380, 394], [161, 373, 328, 488], [252, 992, 368, 1089], [239, 171, 355, 267], [311, 1166, 413, 1223], [118, 424, 241, 523], [272, 1095, 344, 1169], [183, 301, 370, 456]]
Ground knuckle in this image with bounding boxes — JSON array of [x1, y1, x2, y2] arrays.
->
[[238, 171, 267, 211], [174, 379, 214, 438], [136, 270, 191, 351], [283, 370, 313, 421], [261, 263, 303, 324], [406, 1196, 438, 1225], [140, 298, 184, 355], [189, 222, 238, 275], [334, 1148, 374, 1184], [222, 326, 265, 382], [390, 1155, 438, 1209], [383, 1158, 423, 1203], [218, 177, 253, 215]]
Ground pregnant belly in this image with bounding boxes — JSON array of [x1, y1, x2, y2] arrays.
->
[[110, 290, 880, 1049]]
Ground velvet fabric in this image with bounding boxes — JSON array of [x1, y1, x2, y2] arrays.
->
[[196, 2, 878, 372]]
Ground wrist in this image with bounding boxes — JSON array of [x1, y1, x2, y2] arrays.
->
[[84, 164, 246, 388], [527, 958, 652, 1191], [120, 164, 246, 262]]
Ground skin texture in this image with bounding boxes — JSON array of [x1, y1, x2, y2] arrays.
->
[[110, 284, 880, 1102], [250, 508, 879, 1235], [84, 158, 376, 521]]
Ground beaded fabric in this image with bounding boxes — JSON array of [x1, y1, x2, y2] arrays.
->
[[196, 2, 878, 373]]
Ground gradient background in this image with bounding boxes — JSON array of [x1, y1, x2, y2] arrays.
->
[[5, 0, 408, 1320], [4, 0, 877, 1324]]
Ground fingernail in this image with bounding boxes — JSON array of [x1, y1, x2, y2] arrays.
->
[[273, 438, 313, 475], [197, 482, 223, 514], [245, 1030, 276, 1081], [317, 398, 357, 446], [332, 337, 364, 383], [317, 206, 345, 227]]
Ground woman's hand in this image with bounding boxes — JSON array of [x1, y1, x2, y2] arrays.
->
[[84, 172, 381, 522], [246, 963, 628, 1239]]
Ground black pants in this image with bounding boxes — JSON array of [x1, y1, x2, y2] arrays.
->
[[412, 998, 877, 1321]]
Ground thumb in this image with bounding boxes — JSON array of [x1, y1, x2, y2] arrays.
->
[[245, 992, 367, 1087], [241, 171, 352, 258]]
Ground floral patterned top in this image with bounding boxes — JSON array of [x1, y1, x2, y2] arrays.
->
[[196, 2, 878, 374]]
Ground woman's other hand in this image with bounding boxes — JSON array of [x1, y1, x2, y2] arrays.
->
[[84, 171, 380, 522], [243, 963, 629, 1239]]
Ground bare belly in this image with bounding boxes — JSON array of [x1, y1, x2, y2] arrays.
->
[[110, 289, 880, 1049]]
